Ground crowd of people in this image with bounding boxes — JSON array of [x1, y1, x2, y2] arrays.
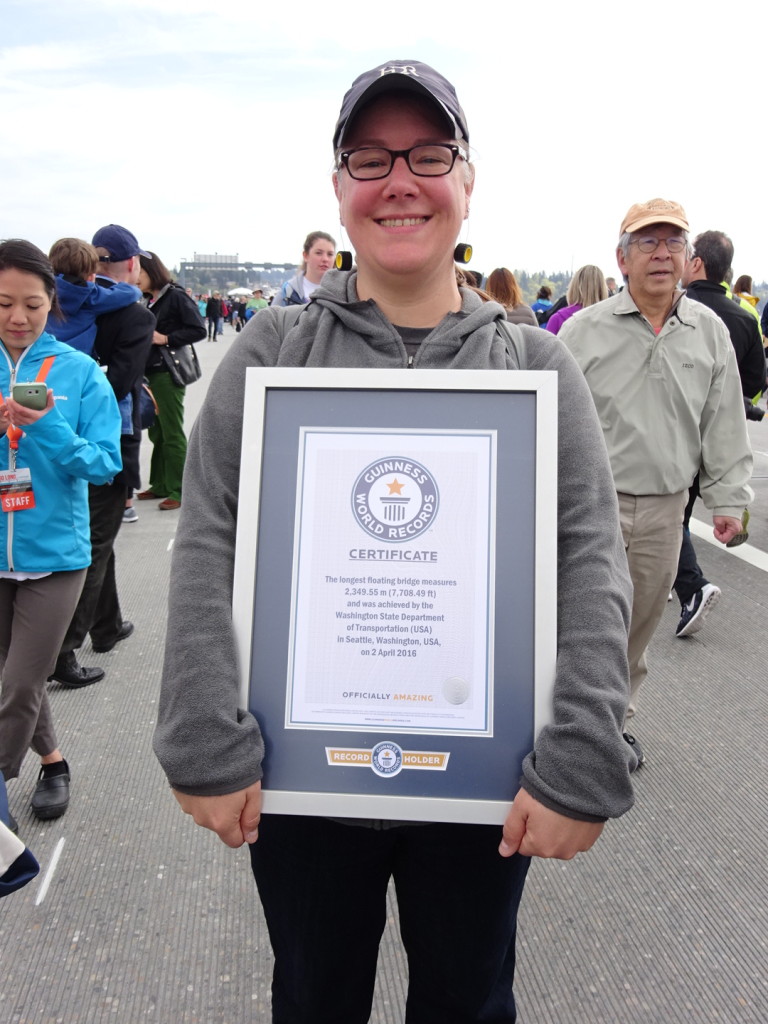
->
[[1, 55, 766, 1021]]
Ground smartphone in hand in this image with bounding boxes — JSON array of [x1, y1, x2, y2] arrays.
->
[[12, 383, 48, 410]]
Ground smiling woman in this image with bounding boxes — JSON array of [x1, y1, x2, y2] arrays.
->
[[154, 60, 637, 1023], [333, 92, 472, 321]]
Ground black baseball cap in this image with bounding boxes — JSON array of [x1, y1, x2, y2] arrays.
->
[[333, 60, 469, 151]]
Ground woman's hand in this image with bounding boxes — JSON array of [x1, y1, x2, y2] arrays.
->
[[499, 788, 605, 860], [173, 781, 262, 848], [0, 401, 12, 433], [152, 331, 169, 346], [4, 389, 54, 427]]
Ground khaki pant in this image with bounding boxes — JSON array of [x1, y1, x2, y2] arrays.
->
[[618, 491, 687, 723]]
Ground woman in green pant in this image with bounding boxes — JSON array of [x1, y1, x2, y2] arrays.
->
[[137, 252, 205, 510]]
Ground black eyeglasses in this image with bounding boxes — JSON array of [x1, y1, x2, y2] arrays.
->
[[338, 145, 465, 180], [630, 236, 687, 254]]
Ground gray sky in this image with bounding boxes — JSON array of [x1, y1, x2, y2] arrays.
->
[[4, 0, 766, 283]]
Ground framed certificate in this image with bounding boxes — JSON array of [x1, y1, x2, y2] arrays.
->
[[233, 369, 557, 824]]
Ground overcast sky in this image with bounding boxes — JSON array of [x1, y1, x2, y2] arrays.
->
[[4, 0, 766, 284]]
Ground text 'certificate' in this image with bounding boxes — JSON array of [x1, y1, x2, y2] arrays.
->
[[287, 429, 496, 736]]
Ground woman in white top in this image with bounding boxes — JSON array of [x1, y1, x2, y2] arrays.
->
[[271, 231, 336, 306]]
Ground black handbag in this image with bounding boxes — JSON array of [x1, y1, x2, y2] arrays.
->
[[160, 344, 202, 388], [140, 378, 158, 429]]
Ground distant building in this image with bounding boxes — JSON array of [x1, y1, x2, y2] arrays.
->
[[178, 253, 297, 292]]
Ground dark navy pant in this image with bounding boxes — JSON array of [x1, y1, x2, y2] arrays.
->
[[60, 480, 125, 653], [250, 814, 530, 1023], [673, 475, 710, 606]]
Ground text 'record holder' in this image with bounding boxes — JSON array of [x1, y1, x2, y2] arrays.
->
[[233, 368, 557, 824]]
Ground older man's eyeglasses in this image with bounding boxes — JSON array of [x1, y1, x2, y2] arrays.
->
[[630, 236, 687, 254], [338, 145, 465, 180]]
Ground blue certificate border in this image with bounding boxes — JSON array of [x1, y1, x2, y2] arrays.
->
[[233, 369, 557, 825]]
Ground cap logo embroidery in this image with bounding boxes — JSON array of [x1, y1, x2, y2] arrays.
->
[[379, 65, 420, 77]]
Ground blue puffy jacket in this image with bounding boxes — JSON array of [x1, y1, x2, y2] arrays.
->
[[0, 332, 122, 573]]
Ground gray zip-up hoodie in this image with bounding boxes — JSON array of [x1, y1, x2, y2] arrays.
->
[[153, 270, 635, 822]]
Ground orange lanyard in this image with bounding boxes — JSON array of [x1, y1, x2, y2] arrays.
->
[[7, 355, 56, 451]]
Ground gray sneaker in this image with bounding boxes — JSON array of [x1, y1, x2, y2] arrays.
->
[[123, 506, 138, 524]]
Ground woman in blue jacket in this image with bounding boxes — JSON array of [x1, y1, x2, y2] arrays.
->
[[0, 239, 121, 824]]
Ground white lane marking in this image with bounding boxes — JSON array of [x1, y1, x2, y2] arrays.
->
[[167, 539, 174, 551], [689, 518, 768, 573], [35, 837, 65, 905]]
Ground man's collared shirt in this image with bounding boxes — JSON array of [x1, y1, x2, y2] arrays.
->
[[560, 288, 753, 516]]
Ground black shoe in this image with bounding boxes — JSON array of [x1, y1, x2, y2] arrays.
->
[[92, 621, 134, 653], [623, 732, 646, 770], [31, 761, 70, 820], [675, 584, 721, 637], [48, 651, 105, 688]]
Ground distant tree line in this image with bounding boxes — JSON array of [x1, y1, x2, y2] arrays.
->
[[170, 262, 767, 312], [171, 265, 293, 295], [512, 270, 573, 305]]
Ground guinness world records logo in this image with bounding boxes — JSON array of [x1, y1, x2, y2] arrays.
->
[[352, 456, 439, 542], [370, 741, 403, 777]]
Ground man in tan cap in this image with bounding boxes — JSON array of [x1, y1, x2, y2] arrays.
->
[[560, 198, 753, 764]]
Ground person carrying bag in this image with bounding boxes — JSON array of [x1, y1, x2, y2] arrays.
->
[[158, 342, 201, 388], [136, 252, 205, 511]]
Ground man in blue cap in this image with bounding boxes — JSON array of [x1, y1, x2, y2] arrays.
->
[[50, 225, 155, 689]]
